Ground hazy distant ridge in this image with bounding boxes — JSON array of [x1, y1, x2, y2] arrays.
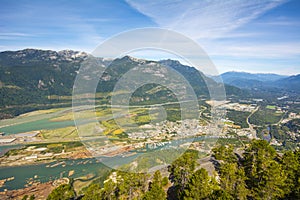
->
[[212, 71, 299, 93]]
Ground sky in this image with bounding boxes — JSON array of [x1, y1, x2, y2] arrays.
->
[[1, 0, 300, 75]]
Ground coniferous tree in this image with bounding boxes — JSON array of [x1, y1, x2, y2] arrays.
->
[[210, 189, 234, 200], [183, 168, 218, 200], [117, 172, 148, 199], [81, 183, 102, 200], [219, 163, 249, 200], [75, 139, 300, 200], [281, 150, 300, 199], [212, 145, 237, 163], [243, 140, 287, 199], [168, 152, 198, 199], [47, 184, 75, 200], [143, 171, 166, 200]]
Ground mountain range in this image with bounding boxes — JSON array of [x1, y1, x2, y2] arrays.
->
[[213, 71, 299, 93], [0, 49, 243, 118], [0, 49, 299, 118]]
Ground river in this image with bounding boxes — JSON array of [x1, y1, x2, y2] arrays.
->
[[0, 135, 210, 191], [0, 106, 214, 191], [0, 158, 106, 191]]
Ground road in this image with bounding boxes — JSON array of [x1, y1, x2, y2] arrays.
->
[[246, 106, 260, 139]]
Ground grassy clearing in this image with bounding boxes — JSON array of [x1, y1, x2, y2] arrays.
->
[[266, 105, 276, 110], [49, 111, 75, 121], [50, 106, 124, 122], [99, 108, 153, 136], [249, 107, 284, 126], [19, 108, 64, 117], [41, 126, 79, 140], [50, 110, 96, 122], [226, 109, 250, 128]]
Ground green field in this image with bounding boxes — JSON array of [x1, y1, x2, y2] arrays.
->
[[226, 109, 250, 128], [41, 126, 79, 140], [249, 107, 284, 126], [266, 105, 276, 110]]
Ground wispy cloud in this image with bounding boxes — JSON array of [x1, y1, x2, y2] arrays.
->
[[0, 32, 36, 40], [0, 32, 34, 37], [212, 57, 300, 75], [126, 0, 288, 39], [204, 42, 300, 58], [84, 18, 118, 23], [255, 20, 300, 26], [126, 0, 300, 75]]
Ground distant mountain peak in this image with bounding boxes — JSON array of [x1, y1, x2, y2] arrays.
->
[[211, 71, 298, 93], [0, 48, 88, 63], [159, 59, 181, 65], [223, 71, 288, 76], [115, 55, 148, 64]]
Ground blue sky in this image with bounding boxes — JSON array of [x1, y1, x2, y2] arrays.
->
[[1, 0, 300, 75]]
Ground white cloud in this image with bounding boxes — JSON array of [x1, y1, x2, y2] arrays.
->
[[256, 20, 300, 26], [0, 32, 36, 40], [126, 0, 287, 39], [213, 59, 300, 75], [203, 42, 300, 58], [203, 40, 300, 75], [125, 0, 300, 75], [84, 18, 118, 23], [0, 32, 34, 37]]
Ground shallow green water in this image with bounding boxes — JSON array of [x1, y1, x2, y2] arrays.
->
[[0, 158, 106, 191], [0, 107, 76, 135], [0, 118, 75, 134], [0, 135, 211, 191], [0, 104, 212, 192], [0, 153, 143, 192], [0, 144, 23, 156]]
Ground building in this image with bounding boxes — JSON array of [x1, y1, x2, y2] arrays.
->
[[0, 138, 16, 144]]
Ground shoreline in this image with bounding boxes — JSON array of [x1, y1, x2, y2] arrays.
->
[[0, 155, 94, 168]]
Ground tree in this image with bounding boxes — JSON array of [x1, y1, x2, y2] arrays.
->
[[162, 176, 169, 186], [212, 145, 237, 163], [243, 140, 276, 186], [99, 180, 118, 200], [117, 172, 148, 199], [82, 183, 102, 200], [183, 168, 218, 200], [281, 150, 300, 199], [47, 184, 76, 200], [29, 195, 35, 200], [143, 171, 166, 200], [83, 171, 149, 200], [219, 163, 248, 200], [210, 190, 234, 200], [168, 152, 198, 199], [243, 140, 287, 199]]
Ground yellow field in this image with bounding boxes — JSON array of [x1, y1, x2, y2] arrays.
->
[[49, 112, 75, 121], [19, 108, 64, 117], [41, 126, 79, 140]]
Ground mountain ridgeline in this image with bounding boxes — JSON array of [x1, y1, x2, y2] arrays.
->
[[0, 49, 242, 118], [213, 71, 300, 94]]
